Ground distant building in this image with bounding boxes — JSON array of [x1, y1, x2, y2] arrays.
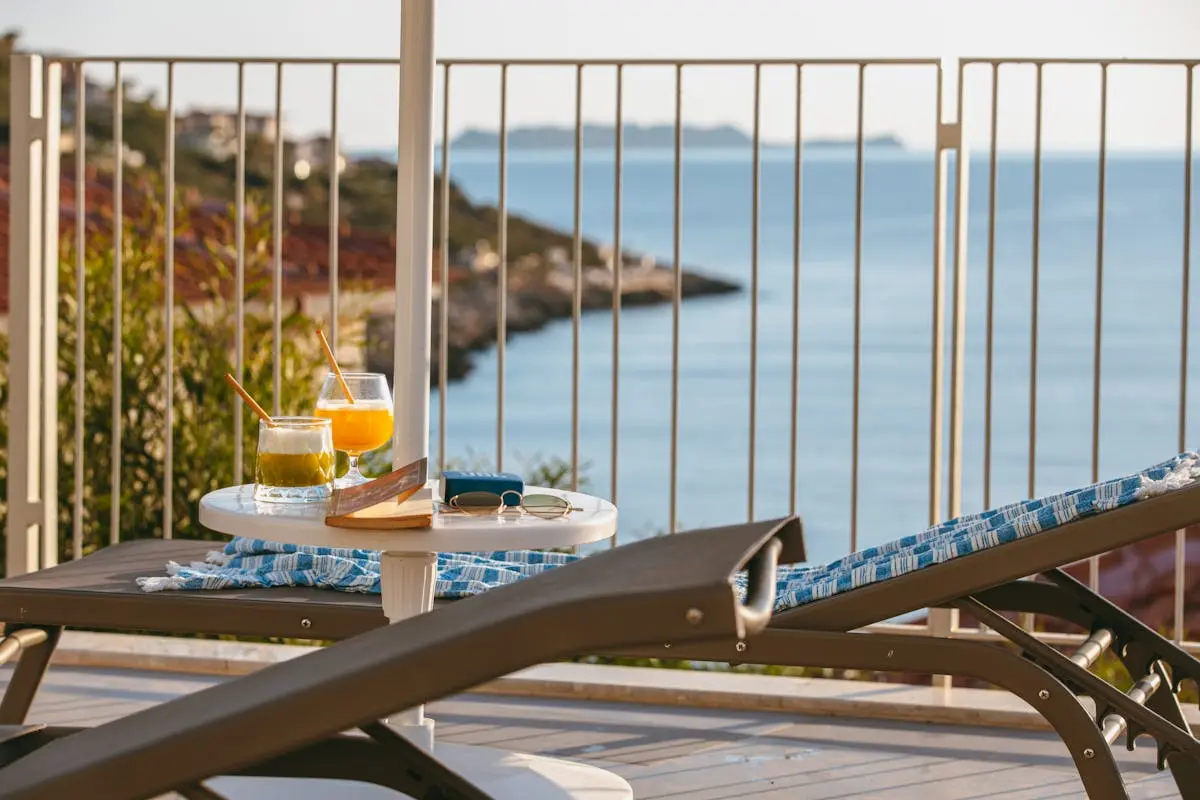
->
[[292, 135, 346, 180], [469, 239, 500, 272], [60, 69, 114, 125], [176, 110, 279, 159], [597, 244, 615, 271]]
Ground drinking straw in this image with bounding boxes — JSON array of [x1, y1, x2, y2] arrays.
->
[[317, 327, 356, 403], [224, 373, 275, 426]]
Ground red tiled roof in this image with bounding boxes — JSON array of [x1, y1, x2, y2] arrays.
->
[[0, 148, 463, 315]]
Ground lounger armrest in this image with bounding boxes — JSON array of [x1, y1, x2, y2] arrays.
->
[[586, 515, 801, 647], [739, 536, 782, 635], [757, 515, 805, 565]]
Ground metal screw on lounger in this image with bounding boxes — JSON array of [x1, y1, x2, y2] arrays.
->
[[1038, 689, 1051, 700], [686, 608, 704, 625], [1083, 748, 1096, 759], [301, 619, 311, 629], [735, 641, 747, 653]]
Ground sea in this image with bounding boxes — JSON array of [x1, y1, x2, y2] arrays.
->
[[367, 146, 1200, 562]]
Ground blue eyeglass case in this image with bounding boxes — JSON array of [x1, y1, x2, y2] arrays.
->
[[441, 471, 526, 506]]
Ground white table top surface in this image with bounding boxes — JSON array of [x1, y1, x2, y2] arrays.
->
[[199, 482, 617, 553]]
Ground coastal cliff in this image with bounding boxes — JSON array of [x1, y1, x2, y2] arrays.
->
[[367, 264, 739, 384], [0, 149, 740, 386]]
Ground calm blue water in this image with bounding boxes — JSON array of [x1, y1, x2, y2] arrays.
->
[[415, 147, 1199, 562]]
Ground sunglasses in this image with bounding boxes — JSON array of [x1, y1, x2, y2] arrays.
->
[[441, 490, 581, 519]]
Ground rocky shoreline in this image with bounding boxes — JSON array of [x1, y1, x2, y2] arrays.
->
[[367, 265, 741, 384], [0, 146, 740, 389]]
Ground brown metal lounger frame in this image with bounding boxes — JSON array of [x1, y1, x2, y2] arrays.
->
[[0, 484, 1197, 797], [0, 518, 800, 800], [0, 723, 507, 800], [612, 482, 1200, 800]]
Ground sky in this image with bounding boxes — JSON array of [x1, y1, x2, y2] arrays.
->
[[8, 0, 1200, 152]]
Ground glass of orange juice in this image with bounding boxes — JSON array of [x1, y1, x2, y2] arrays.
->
[[314, 372, 394, 487]]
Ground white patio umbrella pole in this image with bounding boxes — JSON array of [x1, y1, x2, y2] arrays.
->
[[384, 0, 439, 751], [392, 0, 435, 472]]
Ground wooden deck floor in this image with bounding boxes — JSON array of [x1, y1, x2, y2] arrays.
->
[[1, 664, 1184, 799]]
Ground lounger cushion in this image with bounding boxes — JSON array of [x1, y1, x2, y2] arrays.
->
[[738, 451, 1200, 611]]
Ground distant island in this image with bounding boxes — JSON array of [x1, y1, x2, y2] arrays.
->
[[448, 124, 905, 151]]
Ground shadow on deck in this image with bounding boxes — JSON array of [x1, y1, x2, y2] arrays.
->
[[0, 663, 1182, 799]]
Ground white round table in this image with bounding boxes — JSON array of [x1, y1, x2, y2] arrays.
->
[[198, 482, 626, 799]]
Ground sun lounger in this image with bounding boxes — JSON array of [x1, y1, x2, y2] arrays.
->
[[0, 517, 799, 799], [615, 451, 1200, 800], [2, 452, 1199, 798]]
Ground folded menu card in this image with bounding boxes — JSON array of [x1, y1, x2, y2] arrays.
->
[[325, 457, 433, 529]]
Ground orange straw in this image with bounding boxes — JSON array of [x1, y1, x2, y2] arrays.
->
[[224, 373, 275, 426], [317, 327, 356, 403]]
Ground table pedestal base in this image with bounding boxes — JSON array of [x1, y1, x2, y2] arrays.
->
[[380, 551, 438, 750], [379, 551, 437, 623], [390, 717, 435, 752], [205, 743, 633, 799]]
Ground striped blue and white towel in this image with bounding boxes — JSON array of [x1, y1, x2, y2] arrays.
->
[[732, 449, 1200, 611], [136, 536, 579, 597], [138, 451, 1200, 607]]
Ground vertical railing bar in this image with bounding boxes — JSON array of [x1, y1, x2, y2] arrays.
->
[[38, 56, 49, 564], [669, 64, 683, 534], [1088, 64, 1109, 592], [1028, 63, 1044, 499], [73, 62, 87, 559], [1018, 63, 1045, 634], [748, 63, 762, 522], [850, 63, 866, 551], [789, 64, 804, 517], [947, 60, 970, 521], [929, 64, 946, 527], [329, 63, 340, 352], [233, 63, 246, 483], [272, 64, 284, 416], [1177, 65, 1195, 645], [609, 64, 624, 545], [438, 64, 451, 473], [163, 62, 176, 539], [571, 64, 584, 494], [111, 62, 124, 546], [931, 58, 972, 672], [983, 63, 999, 510], [496, 65, 509, 471], [38, 57, 61, 569]]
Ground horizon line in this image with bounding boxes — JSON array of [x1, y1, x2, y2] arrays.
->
[[347, 143, 1195, 156]]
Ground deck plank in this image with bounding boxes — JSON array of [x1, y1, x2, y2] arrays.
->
[[0, 664, 1182, 798]]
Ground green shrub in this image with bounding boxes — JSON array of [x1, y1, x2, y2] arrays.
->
[[0, 186, 592, 573], [0, 189, 326, 570]]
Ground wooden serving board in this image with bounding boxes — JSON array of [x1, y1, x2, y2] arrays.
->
[[325, 458, 434, 529], [324, 491, 434, 530]]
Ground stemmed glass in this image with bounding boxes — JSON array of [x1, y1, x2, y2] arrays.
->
[[314, 372, 394, 487]]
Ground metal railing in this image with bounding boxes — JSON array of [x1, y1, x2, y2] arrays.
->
[[6, 53, 1199, 661]]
